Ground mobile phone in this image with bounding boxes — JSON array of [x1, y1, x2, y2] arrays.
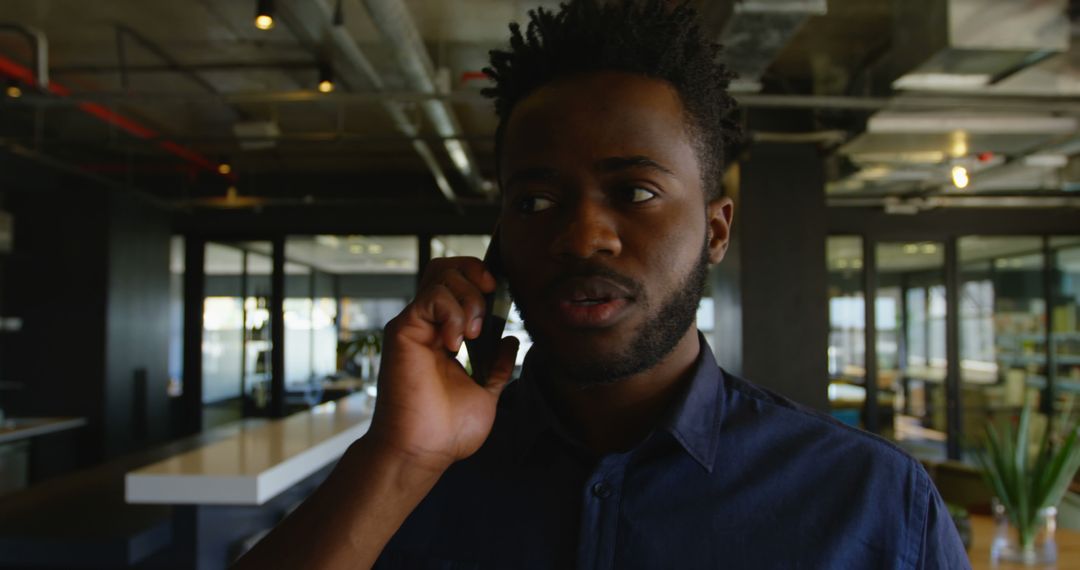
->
[[464, 229, 512, 386]]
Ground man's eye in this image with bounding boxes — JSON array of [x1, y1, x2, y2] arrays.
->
[[627, 187, 657, 203], [518, 196, 556, 213]]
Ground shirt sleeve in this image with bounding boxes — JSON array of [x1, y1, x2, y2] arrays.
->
[[917, 484, 972, 570]]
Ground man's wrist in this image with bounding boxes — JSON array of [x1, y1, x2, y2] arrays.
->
[[349, 432, 453, 481]]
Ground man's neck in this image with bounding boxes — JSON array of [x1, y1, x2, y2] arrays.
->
[[544, 328, 703, 455]]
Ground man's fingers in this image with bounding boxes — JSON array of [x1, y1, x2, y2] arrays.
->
[[418, 257, 494, 293], [422, 285, 469, 352], [484, 336, 520, 397], [436, 270, 488, 338]]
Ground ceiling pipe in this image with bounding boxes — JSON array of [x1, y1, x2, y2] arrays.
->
[[0, 23, 48, 88], [277, 0, 463, 209], [0, 54, 236, 183], [359, 0, 489, 196]]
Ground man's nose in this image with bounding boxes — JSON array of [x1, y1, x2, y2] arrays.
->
[[549, 197, 622, 260]]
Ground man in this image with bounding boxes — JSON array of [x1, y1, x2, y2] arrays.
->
[[238, 1, 969, 568]]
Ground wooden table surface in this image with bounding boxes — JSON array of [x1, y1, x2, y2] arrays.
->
[[969, 515, 1080, 570]]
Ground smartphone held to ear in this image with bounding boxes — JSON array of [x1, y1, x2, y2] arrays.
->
[[464, 230, 512, 386]]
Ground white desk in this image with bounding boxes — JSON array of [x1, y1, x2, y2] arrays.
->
[[126, 393, 373, 506]]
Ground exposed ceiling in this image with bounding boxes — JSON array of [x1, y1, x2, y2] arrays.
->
[[0, 0, 1077, 214]]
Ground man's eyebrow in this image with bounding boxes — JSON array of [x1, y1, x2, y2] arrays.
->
[[596, 156, 675, 176], [504, 166, 559, 189]]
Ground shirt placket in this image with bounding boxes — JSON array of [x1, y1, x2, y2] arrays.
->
[[575, 453, 630, 570]]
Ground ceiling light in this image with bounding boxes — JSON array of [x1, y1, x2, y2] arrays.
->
[[254, 0, 275, 30], [949, 131, 968, 159], [903, 244, 919, 255], [951, 165, 970, 190], [318, 64, 334, 93], [921, 243, 938, 255], [316, 235, 340, 249], [892, 72, 990, 91], [349, 244, 363, 255], [218, 163, 232, 175], [836, 259, 849, 269], [367, 244, 383, 255], [1023, 154, 1068, 168], [5, 84, 21, 98]]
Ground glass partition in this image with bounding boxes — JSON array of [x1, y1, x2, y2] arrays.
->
[[242, 247, 273, 415], [958, 237, 1046, 455], [1051, 238, 1080, 417], [826, 236, 865, 427], [877, 241, 947, 459], [203, 243, 243, 409], [287, 235, 418, 398]]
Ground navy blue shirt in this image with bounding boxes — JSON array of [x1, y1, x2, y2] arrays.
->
[[376, 336, 970, 569]]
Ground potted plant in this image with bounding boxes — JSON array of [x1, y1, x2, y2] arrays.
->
[[975, 399, 1080, 565]]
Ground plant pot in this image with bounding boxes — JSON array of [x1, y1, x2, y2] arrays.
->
[[991, 500, 1058, 566]]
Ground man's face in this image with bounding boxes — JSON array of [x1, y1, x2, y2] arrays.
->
[[497, 71, 732, 385]]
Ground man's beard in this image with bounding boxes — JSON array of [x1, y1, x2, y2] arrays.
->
[[511, 236, 710, 386]]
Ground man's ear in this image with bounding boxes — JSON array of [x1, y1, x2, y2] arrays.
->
[[706, 197, 734, 264]]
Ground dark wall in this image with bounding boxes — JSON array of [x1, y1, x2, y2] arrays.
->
[[103, 194, 173, 456], [0, 171, 173, 471], [0, 180, 110, 473]]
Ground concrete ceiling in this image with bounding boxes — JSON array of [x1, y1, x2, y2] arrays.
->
[[1, 0, 1077, 212]]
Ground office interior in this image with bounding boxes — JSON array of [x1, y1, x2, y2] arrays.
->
[[0, 0, 1078, 568]]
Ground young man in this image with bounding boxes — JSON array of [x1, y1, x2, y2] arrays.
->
[[238, 2, 969, 568]]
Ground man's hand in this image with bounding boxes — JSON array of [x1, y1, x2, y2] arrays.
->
[[368, 256, 520, 473], [233, 257, 519, 570]]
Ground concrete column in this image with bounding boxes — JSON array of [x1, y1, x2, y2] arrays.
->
[[713, 140, 829, 411]]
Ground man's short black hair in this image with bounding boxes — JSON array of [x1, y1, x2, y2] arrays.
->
[[483, 0, 740, 200]]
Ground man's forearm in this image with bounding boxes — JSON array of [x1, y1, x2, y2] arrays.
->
[[234, 434, 445, 570]]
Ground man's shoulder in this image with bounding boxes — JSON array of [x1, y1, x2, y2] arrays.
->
[[719, 370, 927, 479]]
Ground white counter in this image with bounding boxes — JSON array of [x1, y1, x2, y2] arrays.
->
[[125, 394, 373, 506]]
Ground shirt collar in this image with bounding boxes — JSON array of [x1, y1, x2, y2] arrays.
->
[[662, 333, 724, 473], [506, 332, 724, 472]]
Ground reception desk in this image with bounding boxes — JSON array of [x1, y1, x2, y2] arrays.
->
[[126, 393, 373, 568]]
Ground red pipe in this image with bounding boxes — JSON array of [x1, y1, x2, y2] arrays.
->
[[0, 54, 236, 182]]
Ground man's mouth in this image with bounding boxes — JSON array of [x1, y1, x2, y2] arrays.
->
[[550, 276, 636, 327]]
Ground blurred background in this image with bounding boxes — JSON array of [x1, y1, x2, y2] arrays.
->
[[0, 0, 1078, 567]]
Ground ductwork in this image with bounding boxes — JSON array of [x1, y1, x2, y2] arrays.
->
[[277, 0, 463, 206], [890, 0, 1070, 92], [360, 0, 489, 196], [717, 0, 827, 92]]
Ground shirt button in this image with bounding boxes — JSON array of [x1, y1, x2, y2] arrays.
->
[[591, 481, 612, 499]]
